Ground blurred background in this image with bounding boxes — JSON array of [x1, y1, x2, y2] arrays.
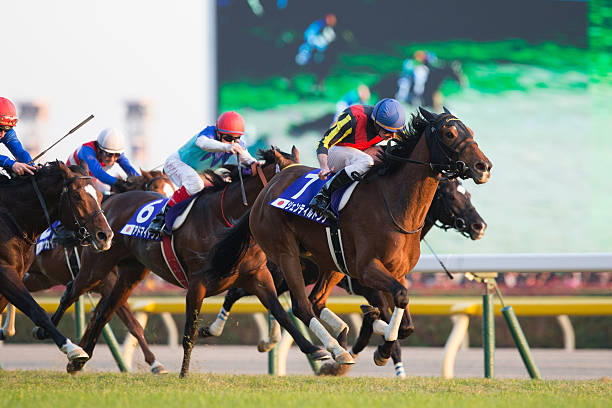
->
[[1, 1, 610, 347]]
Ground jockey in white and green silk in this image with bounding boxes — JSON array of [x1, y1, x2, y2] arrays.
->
[[147, 111, 256, 236]]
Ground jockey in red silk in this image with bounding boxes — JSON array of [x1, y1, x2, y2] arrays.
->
[[66, 128, 139, 193], [310, 98, 407, 222], [0, 97, 39, 176], [147, 111, 257, 236]]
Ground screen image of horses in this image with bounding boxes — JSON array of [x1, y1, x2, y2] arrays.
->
[[217, 0, 611, 255]]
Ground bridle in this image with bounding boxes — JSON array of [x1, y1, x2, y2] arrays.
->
[[384, 113, 475, 180], [425, 186, 471, 238], [380, 113, 476, 234], [31, 173, 104, 246]]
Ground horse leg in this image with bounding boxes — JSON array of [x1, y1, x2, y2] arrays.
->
[[96, 270, 167, 374], [0, 267, 87, 362], [245, 264, 329, 361], [199, 287, 247, 338], [309, 271, 349, 348], [0, 297, 15, 340], [360, 260, 410, 367], [36, 248, 118, 339], [180, 275, 206, 378], [277, 252, 353, 364], [66, 262, 148, 374]]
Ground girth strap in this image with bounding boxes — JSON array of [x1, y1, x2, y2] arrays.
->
[[325, 222, 354, 294]]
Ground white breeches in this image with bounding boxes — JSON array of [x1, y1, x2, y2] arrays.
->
[[328, 145, 375, 180], [164, 152, 205, 195]]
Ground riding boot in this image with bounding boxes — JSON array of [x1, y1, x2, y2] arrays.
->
[[147, 202, 169, 236], [309, 169, 353, 223]]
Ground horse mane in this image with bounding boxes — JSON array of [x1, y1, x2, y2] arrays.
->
[[373, 112, 428, 176], [197, 146, 290, 194]]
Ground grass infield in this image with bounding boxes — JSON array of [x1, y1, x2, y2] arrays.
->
[[1, 371, 610, 408]]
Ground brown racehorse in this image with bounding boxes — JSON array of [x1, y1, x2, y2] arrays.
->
[[204, 107, 492, 365], [201, 176, 486, 377], [5, 170, 174, 374], [0, 162, 113, 363], [42, 147, 331, 375]]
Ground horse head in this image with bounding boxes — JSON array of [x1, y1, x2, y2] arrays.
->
[[119, 169, 174, 196], [58, 162, 113, 251], [430, 178, 487, 240], [419, 106, 492, 184]]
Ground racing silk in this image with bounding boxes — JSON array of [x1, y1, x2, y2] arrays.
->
[[316, 105, 383, 155], [0, 128, 33, 169], [177, 125, 251, 173], [66, 141, 139, 186], [304, 19, 335, 50]]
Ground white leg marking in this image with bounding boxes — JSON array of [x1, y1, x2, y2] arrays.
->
[[372, 307, 405, 342], [309, 318, 346, 358], [320, 308, 348, 337], [207, 307, 229, 336]]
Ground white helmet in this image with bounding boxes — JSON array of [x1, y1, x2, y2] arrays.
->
[[96, 128, 125, 154]]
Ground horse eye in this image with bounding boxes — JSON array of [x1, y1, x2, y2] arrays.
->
[[446, 132, 455, 139]]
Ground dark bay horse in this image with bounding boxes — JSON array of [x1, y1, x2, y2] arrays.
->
[[205, 107, 492, 365], [42, 147, 330, 375], [2, 170, 173, 373], [0, 162, 113, 363], [202, 177, 486, 376]]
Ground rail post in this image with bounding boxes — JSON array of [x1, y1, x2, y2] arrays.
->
[[267, 312, 279, 375], [74, 297, 86, 340], [501, 305, 542, 379]]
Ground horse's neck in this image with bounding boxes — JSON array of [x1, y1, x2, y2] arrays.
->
[[1, 182, 61, 237], [384, 132, 439, 231]]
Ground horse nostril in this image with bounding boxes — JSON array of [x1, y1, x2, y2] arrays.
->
[[472, 223, 484, 232], [97, 231, 108, 242], [475, 161, 487, 172]]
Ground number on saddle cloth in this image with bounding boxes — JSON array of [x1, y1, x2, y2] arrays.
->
[[269, 169, 356, 225]]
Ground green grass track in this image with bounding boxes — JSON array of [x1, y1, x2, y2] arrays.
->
[[1, 371, 610, 408]]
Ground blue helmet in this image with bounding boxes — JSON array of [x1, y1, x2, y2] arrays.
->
[[371, 98, 407, 133]]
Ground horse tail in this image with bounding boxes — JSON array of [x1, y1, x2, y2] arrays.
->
[[206, 209, 253, 280]]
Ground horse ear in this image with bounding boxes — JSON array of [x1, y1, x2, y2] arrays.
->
[[58, 161, 72, 178], [419, 106, 436, 122], [443, 106, 451, 114], [291, 145, 300, 163], [79, 160, 89, 174]]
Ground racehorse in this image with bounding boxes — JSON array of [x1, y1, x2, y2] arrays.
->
[[202, 177, 486, 376], [0, 162, 113, 363], [41, 147, 331, 375], [203, 107, 492, 365], [0, 169, 174, 373]]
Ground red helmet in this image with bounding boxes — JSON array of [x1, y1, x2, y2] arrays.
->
[[216, 111, 245, 136], [0, 97, 18, 127]]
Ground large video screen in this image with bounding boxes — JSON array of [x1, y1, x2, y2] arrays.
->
[[217, 0, 611, 254]]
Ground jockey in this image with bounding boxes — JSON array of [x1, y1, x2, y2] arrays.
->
[[147, 111, 257, 236], [309, 98, 407, 222], [66, 128, 139, 193], [0, 97, 39, 176]]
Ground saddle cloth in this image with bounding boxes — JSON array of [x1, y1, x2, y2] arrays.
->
[[269, 169, 358, 225], [35, 221, 61, 255]]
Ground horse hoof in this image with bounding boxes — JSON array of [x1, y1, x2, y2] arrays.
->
[[334, 350, 355, 365], [151, 361, 169, 375], [32, 327, 48, 340], [316, 361, 353, 376], [309, 348, 332, 362], [67, 347, 89, 363], [257, 341, 275, 353], [373, 348, 389, 367], [360, 304, 380, 321], [199, 327, 213, 338], [66, 360, 87, 374]]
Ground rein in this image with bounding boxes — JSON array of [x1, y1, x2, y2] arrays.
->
[[379, 181, 424, 235], [31, 174, 103, 246], [220, 163, 269, 228]]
